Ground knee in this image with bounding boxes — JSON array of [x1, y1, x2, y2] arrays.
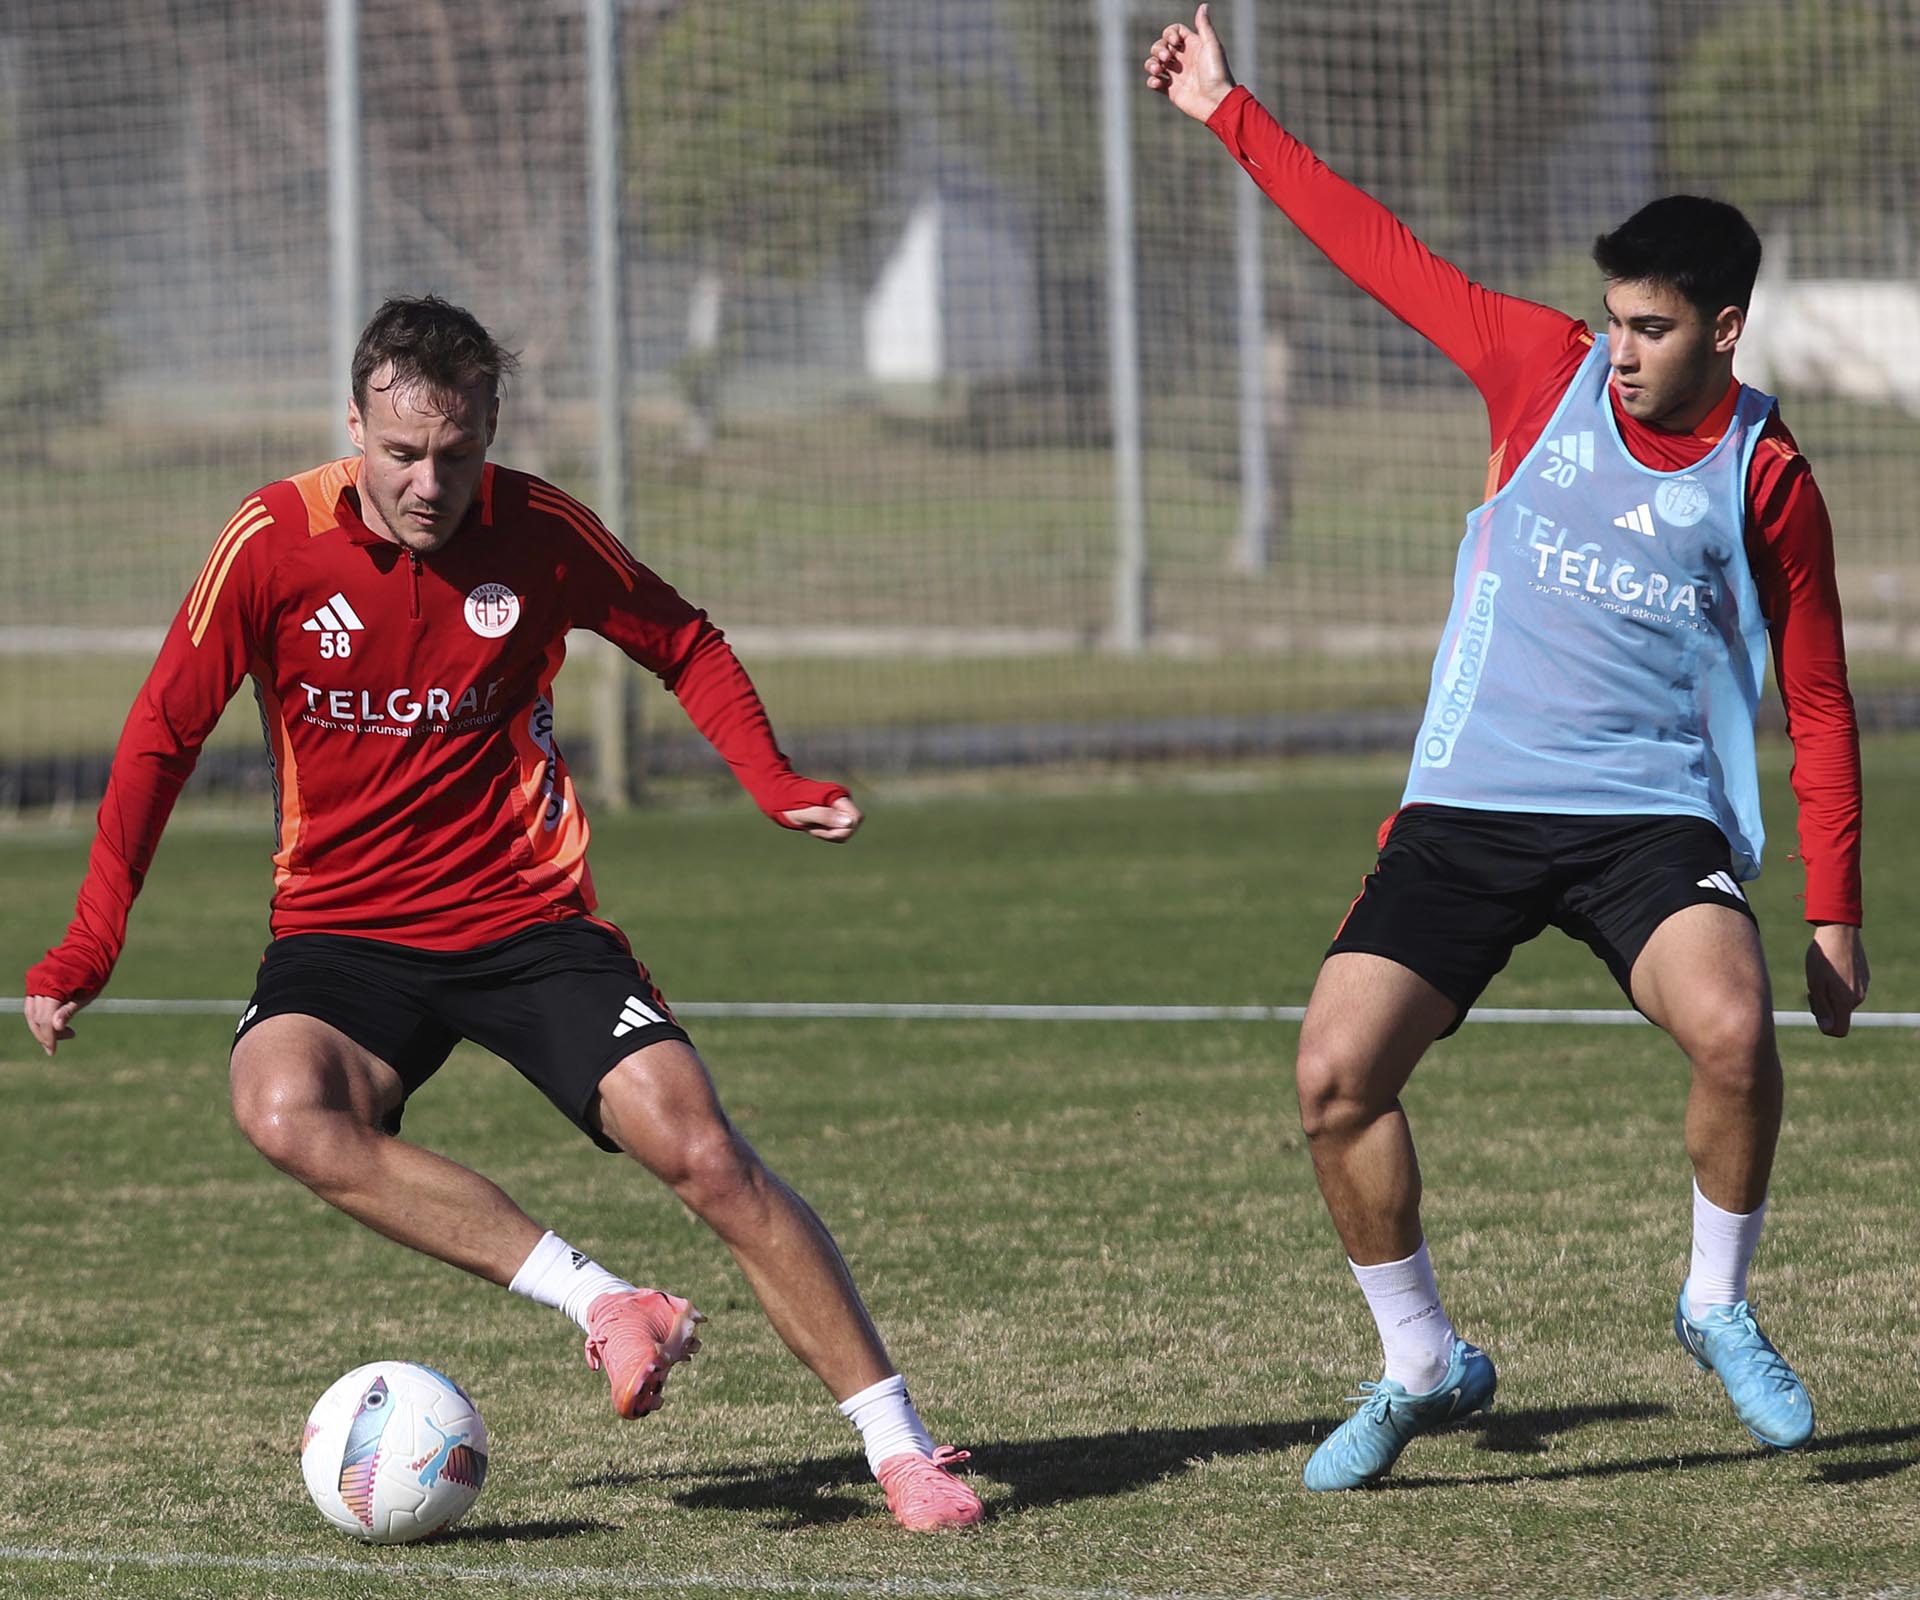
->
[[229, 1071, 364, 1182], [231, 1076, 313, 1173], [1684, 1007, 1778, 1097], [1295, 1036, 1390, 1142], [655, 1123, 764, 1215]]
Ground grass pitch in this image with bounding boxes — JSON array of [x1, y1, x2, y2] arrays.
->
[[2, 741, 1918, 1598]]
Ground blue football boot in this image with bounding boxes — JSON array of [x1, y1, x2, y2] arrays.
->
[[1303, 1337, 1497, 1491], [1674, 1282, 1814, 1449]]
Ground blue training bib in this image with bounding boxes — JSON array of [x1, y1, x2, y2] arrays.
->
[[1403, 338, 1775, 877]]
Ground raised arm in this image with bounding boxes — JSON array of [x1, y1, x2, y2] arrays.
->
[[1145, 6, 1575, 398]]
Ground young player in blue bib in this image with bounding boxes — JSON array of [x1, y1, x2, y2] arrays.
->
[[1148, 7, 1868, 1492]]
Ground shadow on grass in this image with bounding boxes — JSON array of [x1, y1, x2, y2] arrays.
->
[[1807, 1424, 1920, 1486], [1476, 1400, 1667, 1454], [575, 1413, 1920, 1523], [589, 1419, 1327, 1526], [928, 1419, 1333, 1509], [437, 1517, 617, 1543], [1390, 1417, 1920, 1491], [577, 1450, 874, 1528]]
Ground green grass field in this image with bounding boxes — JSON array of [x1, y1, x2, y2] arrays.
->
[[3, 741, 1918, 1598]]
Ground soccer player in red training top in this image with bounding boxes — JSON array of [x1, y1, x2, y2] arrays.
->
[[22, 296, 982, 1532], [1148, 9, 1869, 1489]]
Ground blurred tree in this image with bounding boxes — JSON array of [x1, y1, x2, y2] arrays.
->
[[1664, 1, 1920, 272], [933, 1, 1244, 442], [629, 0, 899, 451], [0, 228, 112, 462]]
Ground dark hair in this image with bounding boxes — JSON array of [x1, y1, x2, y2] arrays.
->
[[351, 295, 520, 410], [1592, 196, 1763, 316]]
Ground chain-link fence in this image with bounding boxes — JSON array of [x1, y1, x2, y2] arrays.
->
[[3, 0, 1915, 806]]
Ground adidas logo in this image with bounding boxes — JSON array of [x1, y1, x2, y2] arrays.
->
[[612, 994, 666, 1038], [1612, 502, 1657, 538], [1697, 870, 1746, 903], [1546, 432, 1594, 472], [569, 1250, 588, 1270], [1538, 431, 1595, 487], [301, 591, 366, 633]]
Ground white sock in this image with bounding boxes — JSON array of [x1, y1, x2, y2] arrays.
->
[[507, 1230, 637, 1333], [1352, 1242, 1457, 1394], [1687, 1180, 1767, 1319], [838, 1374, 934, 1476]]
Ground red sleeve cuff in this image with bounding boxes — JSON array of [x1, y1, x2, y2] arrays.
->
[[1204, 83, 1254, 136], [763, 778, 850, 827], [25, 951, 106, 1008]]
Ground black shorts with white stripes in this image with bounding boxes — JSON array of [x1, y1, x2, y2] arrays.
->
[[233, 918, 690, 1151], [1328, 805, 1757, 1035]]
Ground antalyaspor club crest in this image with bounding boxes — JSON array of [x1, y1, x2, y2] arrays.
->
[[464, 583, 521, 638]]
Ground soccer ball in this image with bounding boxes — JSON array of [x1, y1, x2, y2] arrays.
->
[[300, 1361, 489, 1543]]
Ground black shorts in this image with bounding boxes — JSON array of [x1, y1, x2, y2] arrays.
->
[[233, 919, 691, 1151], [1328, 805, 1757, 1036]]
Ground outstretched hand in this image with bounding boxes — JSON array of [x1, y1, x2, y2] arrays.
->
[[23, 995, 82, 1057], [1805, 923, 1868, 1036], [780, 796, 863, 844], [1143, 3, 1237, 123]]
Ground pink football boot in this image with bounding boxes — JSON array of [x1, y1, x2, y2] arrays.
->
[[583, 1289, 704, 1419], [875, 1446, 984, 1530]]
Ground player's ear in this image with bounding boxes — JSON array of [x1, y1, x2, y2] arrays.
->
[[346, 398, 365, 451], [486, 396, 499, 446], [1712, 304, 1745, 356]]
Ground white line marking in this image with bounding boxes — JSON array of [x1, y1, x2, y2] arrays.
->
[[6, 999, 1918, 1028], [0, 1544, 1301, 1600]]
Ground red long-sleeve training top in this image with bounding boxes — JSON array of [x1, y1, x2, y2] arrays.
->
[[28, 458, 846, 1004], [1209, 87, 1862, 924]]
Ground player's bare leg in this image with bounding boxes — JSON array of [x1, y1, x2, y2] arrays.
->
[[230, 1013, 545, 1283], [1293, 952, 1454, 1265], [1630, 903, 1811, 1447], [593, 1038, 893, 1402], [1631, 903, 1781, 1211], [594, 1038, 983, 1526], [1294, 953, 1495, 1489]]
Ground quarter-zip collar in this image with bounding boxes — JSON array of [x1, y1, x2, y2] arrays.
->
[[331, 460, 495, 552]]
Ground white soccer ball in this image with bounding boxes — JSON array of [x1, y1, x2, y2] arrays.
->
[[300, 1361, 489, 1544]]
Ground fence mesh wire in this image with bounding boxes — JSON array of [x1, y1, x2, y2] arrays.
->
[[3, 0, 1916, 804]]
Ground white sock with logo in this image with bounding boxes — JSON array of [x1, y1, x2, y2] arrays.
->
[[1352, 1241, 1457, 1395], [1686, 1179, 1767, 1319], [507, 1230, 637, 1332], [838, 1374, 935, 1476]]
